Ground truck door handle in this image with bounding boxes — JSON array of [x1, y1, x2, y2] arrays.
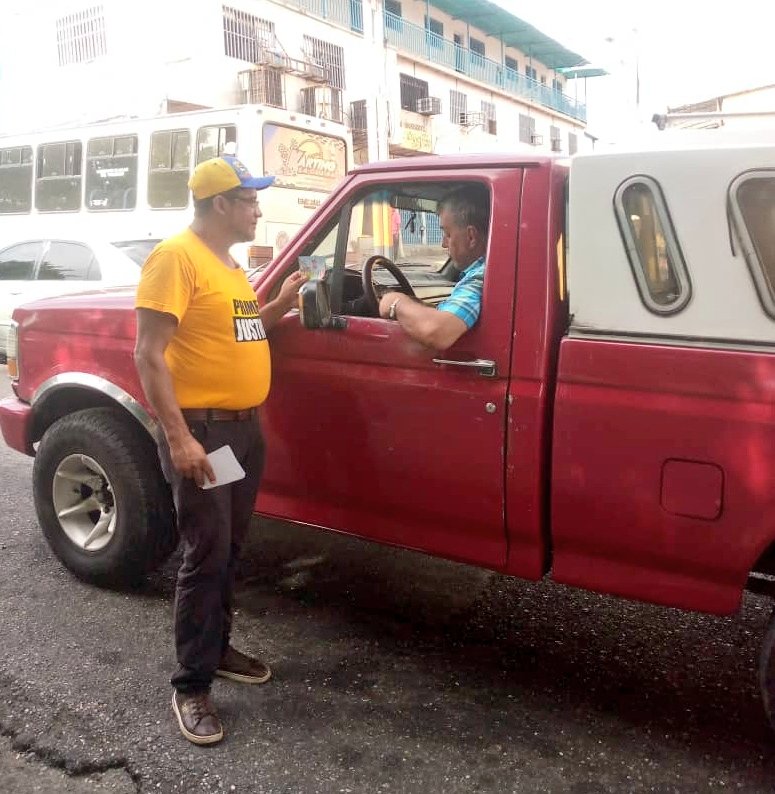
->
[[432, 358, 497, 377]]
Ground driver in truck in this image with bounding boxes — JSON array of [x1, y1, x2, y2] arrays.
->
[[378, 184, 489, 351]]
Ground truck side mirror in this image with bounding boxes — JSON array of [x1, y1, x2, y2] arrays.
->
[[298, 279, 332, 329]]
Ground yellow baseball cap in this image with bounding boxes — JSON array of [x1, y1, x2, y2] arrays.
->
[[188, 155, 275, 200]]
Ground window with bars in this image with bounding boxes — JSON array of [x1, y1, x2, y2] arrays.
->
[[56, 6, 107, 66], [400, 74, 429, 111], [223, 6, 274, 62], [519, 114, 535, 144], [303, 36, 345, 89], [568, 132, 578, 155], [550, 125, 562, 152], [450, 90, 467, 124], [481, 101, 496, 134]]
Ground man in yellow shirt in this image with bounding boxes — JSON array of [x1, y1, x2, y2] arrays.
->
[[134, 155, 305, 746]]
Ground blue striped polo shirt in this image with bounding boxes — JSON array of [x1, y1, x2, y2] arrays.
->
[[436, 256, 486, 329]]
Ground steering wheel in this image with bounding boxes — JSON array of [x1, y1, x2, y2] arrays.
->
[[361, 255, 417, 314]]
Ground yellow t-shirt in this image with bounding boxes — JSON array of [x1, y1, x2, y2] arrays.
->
[[136, 229, 271, 410]]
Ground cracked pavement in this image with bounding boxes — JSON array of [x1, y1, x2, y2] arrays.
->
[[2, 367, 775, 792]]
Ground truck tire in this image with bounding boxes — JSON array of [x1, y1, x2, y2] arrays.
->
[[759, 607, 775, 731], [32, 407, 177, 584]]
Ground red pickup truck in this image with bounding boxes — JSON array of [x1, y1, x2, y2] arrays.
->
[[3, 147, 775, 726]]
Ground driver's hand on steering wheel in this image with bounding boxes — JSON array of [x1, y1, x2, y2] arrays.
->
[[379, 291, 405, 319]]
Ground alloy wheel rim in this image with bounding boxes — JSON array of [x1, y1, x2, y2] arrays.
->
[[52, 453, 116, 551]]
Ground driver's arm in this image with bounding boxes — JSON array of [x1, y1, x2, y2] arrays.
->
[[378, 291, 468, 351]]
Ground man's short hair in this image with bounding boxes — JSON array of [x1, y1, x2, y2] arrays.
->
[[438, 184, 490, 237], [193, 187, 243, 217]]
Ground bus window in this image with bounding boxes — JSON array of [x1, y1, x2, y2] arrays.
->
[[35, 141, 82, 213], [0, 146, 33, 214], [86, 134, 139, 211], [148, 129, 190, 209], [196, 125, 237, 164]]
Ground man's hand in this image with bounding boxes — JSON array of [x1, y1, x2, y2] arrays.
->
[[379, 291, 404, 319], [277, 270, 308, 312], [168, 431, 216, 488]]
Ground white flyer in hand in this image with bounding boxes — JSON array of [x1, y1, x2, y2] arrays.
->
[[201, 445, 246, 490]]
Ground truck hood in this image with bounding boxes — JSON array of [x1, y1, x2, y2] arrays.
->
[[13, 287, 138, 342]]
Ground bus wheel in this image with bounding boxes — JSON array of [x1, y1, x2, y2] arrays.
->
[[32, 407, 177, 585]]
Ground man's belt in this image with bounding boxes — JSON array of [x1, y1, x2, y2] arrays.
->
[[181, 407, 259, 422]]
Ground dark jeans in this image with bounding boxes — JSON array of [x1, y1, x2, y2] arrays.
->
[[157, 418, 265, 694]]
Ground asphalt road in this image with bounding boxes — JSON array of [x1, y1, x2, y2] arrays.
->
[[2, 367, 775, 792]]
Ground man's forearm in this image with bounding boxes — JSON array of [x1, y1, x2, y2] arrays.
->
[[259, 296, 293, 332], [134, 353, 189, 442]]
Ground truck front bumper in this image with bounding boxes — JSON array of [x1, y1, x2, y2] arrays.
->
[[0, 397, 34, 456]]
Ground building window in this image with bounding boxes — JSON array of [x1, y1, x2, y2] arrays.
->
[[552, 78, 563, 93], [85, 135, 138, 211], [450, 90, 467, 124], [568, 132, 578, 155], [56, 5, 107, 66], [196, 125, 237, 164], [525, 64, 537, 81], [384, 0, 403, 32], [241, 67, 284, 107], [400, 74, 429, 111], [614, 176, 691, 314], [505, 55, 518, 73], [222, 6, 274, 62], [35, 141, 82, 212], [148, 129, 190, 209], [425, 16, 443, 36], [550, 125, 561, 152], [425, 15, 443, 47], [481, 101, 496, 134], [0, 146, 33, 214], [730, 171, 775, 318], [300, 86, 344, 123], [304, 36, 345, 89], [469, 37, 485, 56], [519, 114, 535, 144]]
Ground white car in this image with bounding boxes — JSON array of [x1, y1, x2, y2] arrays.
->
[[0, 238, 159, 359]]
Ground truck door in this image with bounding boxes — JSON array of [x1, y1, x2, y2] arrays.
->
[[257, 169, 522, 570]]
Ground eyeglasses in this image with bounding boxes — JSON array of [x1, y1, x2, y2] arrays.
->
[[228, 195, 261, 209]]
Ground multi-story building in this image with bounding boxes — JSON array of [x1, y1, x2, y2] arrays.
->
[[0, 0, 602, 159]]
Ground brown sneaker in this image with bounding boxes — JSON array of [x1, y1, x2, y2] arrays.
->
[[215, 645, 272, 684], [172, 690, 223, 745]]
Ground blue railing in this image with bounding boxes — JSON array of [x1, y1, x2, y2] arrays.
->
[[383, 12, 586, 122], [294, 0, 364, 34]]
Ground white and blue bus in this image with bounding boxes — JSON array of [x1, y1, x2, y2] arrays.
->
[[0, 104, 351, 265]]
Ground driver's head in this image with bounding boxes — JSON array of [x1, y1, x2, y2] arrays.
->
[[438, 184, 489, 270]]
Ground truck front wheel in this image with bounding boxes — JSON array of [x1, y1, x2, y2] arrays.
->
[[32, 407, 176, 584]]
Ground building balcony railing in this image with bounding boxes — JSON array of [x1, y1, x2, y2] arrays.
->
[[288, 0, 364, 34], [384, 11, 586, 123]]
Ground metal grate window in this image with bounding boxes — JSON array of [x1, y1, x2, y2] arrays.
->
[[56, 5, 107, 66], [519, 114, 535, 143], [223, 6, 274, 62], [303, 35, 345, 89], [450, 90, 467, 124], [400, 74, 429, 111]]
